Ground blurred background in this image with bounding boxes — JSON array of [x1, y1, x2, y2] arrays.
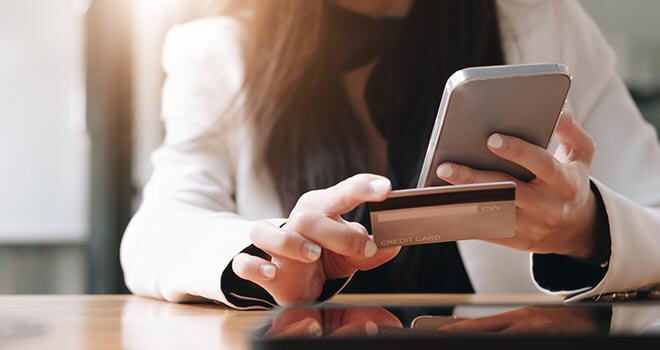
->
[[1, 0, 659, 295]]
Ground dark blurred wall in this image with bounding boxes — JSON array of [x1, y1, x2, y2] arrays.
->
[[86, 0, 133, 294]]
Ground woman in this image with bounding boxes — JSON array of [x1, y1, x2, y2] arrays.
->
[[120, 0, 660, 308]]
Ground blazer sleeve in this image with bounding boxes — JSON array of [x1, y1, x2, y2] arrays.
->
[[530, 0, 660, 301], [119, 18, 284, 309]]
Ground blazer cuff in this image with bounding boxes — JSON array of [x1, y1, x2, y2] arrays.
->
[[534, 177, 660, 302]]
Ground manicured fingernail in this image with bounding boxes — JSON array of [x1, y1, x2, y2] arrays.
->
[[308, 320, 323, 337], [304, 242, 322, 261], [369, 178, 391, 195], [365, 321, 378, 336], [488, 134, 504, 149], [364, 240, 377, 257], [437, 163, 454, 178], [259, 264, 276, 279]]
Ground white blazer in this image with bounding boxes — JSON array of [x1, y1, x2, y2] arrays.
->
[[120, 0, 660, 308]]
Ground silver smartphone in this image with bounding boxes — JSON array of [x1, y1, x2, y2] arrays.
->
[[417, 64, 571, 188]]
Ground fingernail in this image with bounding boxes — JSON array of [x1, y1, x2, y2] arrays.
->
[[308, 320, 323, 337], [488, 134, 504, 149], [369, 178, 391, 195], [364, 240, 377, 257], [365, 321, 378, 336], [437, 163, 454, 178], [304, 242, 322, 261], [259, 264, 276, 279]]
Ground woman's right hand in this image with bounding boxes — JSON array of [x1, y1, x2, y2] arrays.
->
[[232, 174, 401, 306]]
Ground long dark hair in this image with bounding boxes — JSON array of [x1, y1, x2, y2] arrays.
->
[[226, 0, 504, 213]]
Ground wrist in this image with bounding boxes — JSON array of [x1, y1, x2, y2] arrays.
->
[[564, 182, 611, 265]]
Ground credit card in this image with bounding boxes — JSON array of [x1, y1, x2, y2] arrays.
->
[[369, 182, 516, 248], [411, 316, 469, 329]]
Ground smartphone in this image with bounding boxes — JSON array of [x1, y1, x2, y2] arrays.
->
[[417, 64, 571, 188]]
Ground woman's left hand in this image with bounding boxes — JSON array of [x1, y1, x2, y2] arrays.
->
[[436, 113, 604, 263]]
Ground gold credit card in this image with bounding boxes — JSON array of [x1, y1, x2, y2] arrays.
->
[[369, 182, 516, 248]]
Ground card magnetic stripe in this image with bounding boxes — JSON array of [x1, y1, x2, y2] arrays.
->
[[369, 187, 514, 212]]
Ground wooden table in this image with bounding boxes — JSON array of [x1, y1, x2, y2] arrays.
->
[[0, 294, 562, 350]]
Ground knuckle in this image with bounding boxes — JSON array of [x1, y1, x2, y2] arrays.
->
[[296, 190, 317, 207], [585, 136, 596, 158], [526, 232, 544, 249], [451, 166, 466, 182], [465, 169, 488, 184], [507, 140, 525, 159], [348, 177, 365, 195], [561, 182, 578, 200], [348, 221, 368, 235], [544, 207, 567, 227], [350, 173, 373, 184], [543, 211, 559, 227], [339, 174, 367, 195], [289, 211, 308, 228], [346, 234, 365, 256], [341, 177, 363, 199], [339, 227, 365, 256], [247, 221, 267, 242], [277, 230, 298, 252], [334, 190, 354, 211], [543, 216, 560, 229], [540, 158, 557, 176], [290, 211, 319, 231], [530, 226, 548, 242]]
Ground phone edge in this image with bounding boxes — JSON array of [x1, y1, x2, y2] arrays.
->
[[416, 63, 571, 189]]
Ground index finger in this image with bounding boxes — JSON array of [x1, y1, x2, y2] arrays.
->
[[486, 133, 565, 185], [300, 174, 391, 216]]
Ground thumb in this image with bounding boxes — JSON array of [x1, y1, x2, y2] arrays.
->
[[554, 113, 596, 165], [344, 244, 401, 271]]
